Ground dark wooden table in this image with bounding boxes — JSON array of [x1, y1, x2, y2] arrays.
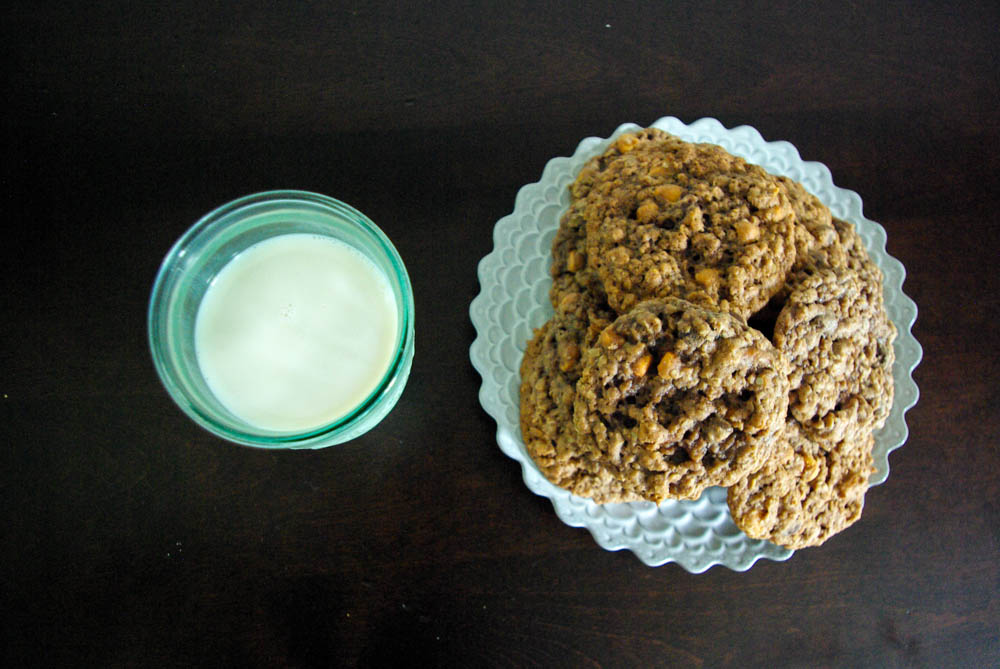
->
[[4, 1, 998, 666]]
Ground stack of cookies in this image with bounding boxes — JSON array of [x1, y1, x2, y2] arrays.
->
[[519, 128, 896, 549]]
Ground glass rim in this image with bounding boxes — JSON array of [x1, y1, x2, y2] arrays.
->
[[148, 190, 415, 448]]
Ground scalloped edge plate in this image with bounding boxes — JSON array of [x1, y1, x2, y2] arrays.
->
[[470, 117, 921, 572]]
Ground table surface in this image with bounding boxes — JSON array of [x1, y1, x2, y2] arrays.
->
[[4, 1, 999, 666]]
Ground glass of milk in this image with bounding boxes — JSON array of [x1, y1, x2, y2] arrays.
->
[[148, 191, 415, 448]]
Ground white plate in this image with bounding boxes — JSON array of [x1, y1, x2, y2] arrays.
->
[[469, 117, 921, 572]]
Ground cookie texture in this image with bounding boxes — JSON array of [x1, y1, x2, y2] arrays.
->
[[549, 200, 608, 311], [575, 129, 797, 318], [778, 176, 845, 278], [515, 127, 897, 549], [572, 298, 790, 501], [774, 251, 896, 442], [518, 299, 641, 503], [726, 421, 875, 549]]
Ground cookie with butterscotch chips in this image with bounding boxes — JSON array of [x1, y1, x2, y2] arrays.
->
[[726, 421, 875, 549], [518, 293, 649, 503], [549, 199, 608, 311], [572, 298, 790, 501], [574, 129, 797, 319], [517, 126, 898, 552], [773, 251, 896, 443]]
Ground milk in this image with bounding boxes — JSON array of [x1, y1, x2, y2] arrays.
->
[[194, 233, 399, 432]]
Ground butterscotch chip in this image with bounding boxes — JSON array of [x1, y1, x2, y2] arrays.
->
[[572, 298, 790, 501], [576, 129, 797, 318], [656, 183, 683, 203], [727, 421, 875, 549]]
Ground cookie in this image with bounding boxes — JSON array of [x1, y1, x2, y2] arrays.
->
[[518, 300, 642, 503], [575, 129, 797, 319], [516, 127, 897, 545], [572, 298, 790, 501], [726, 421, 875, 549], [773, 256, 896, 443], [777, 176, 846, 277], [549, 200, 608, 311], [832, 217, 886, 285]]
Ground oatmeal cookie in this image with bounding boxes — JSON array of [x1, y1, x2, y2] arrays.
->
[[773, 257, 896, 443], [518, 299, 641, 503], [833, 217, 885, 284], [549, 200, 607, 310], [777, 176, 845, 276], [726, 421, 875, 549], [572, 298, 790, 501], [575, 129, 797, 319]]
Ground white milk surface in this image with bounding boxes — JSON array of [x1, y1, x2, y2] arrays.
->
[[195, 233, 399, 432]]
